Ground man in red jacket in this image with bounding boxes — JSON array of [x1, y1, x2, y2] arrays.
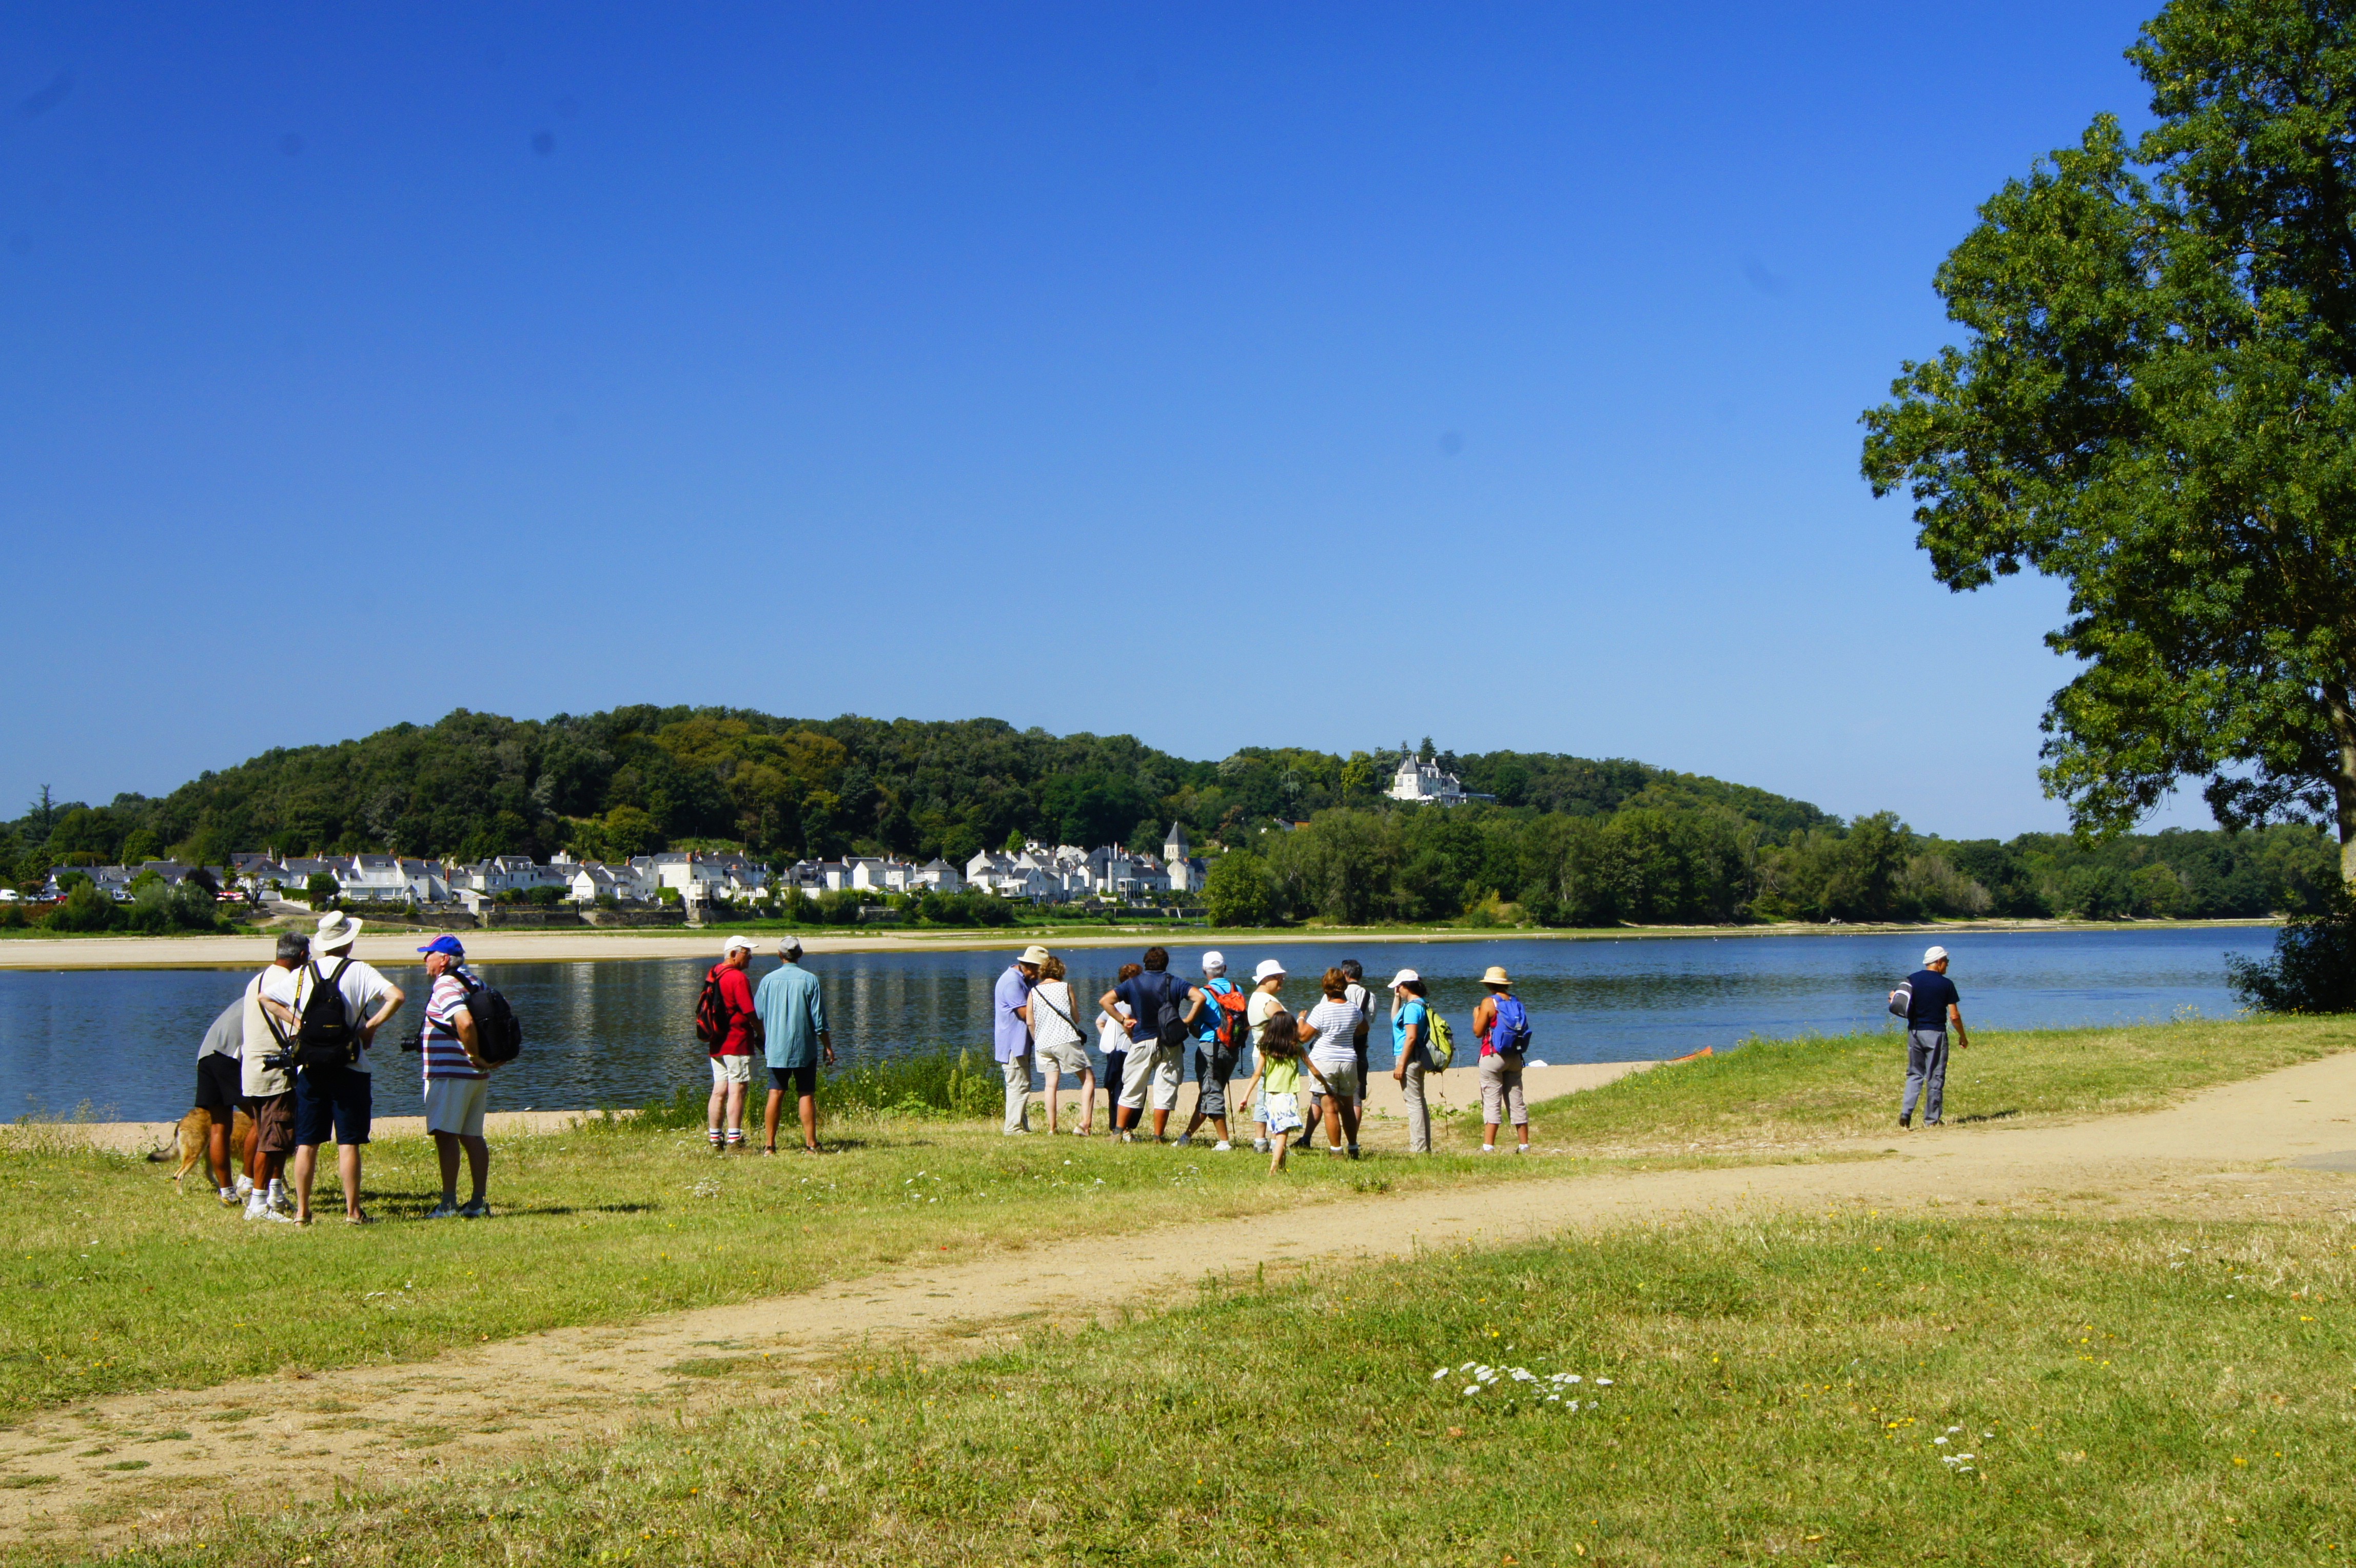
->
[[706, 934, 760, 1150]]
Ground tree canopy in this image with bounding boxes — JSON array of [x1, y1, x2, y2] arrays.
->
[[1862, 0, 2356, 882]]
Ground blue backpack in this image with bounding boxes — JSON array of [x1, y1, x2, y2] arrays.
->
[[1489, 993, 1532, 1056]]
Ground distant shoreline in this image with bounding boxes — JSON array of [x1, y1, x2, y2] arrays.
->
[[0, 916, 2283, 972]]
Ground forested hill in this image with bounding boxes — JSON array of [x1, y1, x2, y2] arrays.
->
[[9, 705, 1834, 870]]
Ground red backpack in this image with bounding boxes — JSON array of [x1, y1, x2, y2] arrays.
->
[[694, 966, 731, 1048], [1206, 977, 1250, 1050]]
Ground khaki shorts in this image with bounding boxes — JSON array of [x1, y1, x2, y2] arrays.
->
[[1119, 1044, 1183, 1112], [1308, 1061, 1360, 1103], [423, 1076, 489, 1138], [710, 1054, 754, 1086], [1034, 1034, 1090, 1077]]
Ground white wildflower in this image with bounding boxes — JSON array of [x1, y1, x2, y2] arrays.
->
[[1432, 1368, 1449, 1381], [1463, 1385, 1482, 1397], [1596, 1378, 1614, 1386], [1934, 1437, 1949, 1446]]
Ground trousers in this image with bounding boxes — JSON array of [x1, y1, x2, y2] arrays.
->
[[1000, 1050, 1034, 1133], [1400, 1054, 1432, 1153], [1902, 1031, 1949, 1124]]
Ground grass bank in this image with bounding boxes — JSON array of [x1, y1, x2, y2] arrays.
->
[[84, 1208, 2356, 1566], [1529, 1013, 2356, 1155], [0, 1016, 2341, 1424]]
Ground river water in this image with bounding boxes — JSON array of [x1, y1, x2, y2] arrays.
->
[[0, 926, 2274, 1124]]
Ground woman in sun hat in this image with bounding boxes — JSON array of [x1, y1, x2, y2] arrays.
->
[[1244, 957, 1289, 1152], [1469, 965, 1532, 1154]]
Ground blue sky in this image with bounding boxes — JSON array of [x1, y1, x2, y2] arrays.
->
[[2, 2, 2190, 839]]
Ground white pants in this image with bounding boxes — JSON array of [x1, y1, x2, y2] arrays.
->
[[1001, 1050, 1034, 1133], [1119, 1043, 1182, 1112]]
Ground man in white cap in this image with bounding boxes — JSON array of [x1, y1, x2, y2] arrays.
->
[[286, 911, 404, 1224], [994, 945, 1050, 1134], [1894, 946, 1969, 1128], [1176, 951, 1243, 1150], [704, 934, 761, 1150]]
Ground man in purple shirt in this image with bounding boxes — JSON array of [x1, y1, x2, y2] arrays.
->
[[995, 945, 1049, 1135]]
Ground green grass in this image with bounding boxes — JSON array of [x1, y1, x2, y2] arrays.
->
[[1532, 1014, 2356, 1154], [76, 1208, 2356, 1566], [0, 1017, 2340, 1428]]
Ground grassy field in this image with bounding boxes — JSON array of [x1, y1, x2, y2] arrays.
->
[[0, 1016, 2343, 1426], [78, 1208, 2356, 1566]]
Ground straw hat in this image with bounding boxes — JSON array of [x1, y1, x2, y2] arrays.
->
[[1018, 944, 1051, 966], [1480, 965, 1511, 987], [315, 911, 363, 951]]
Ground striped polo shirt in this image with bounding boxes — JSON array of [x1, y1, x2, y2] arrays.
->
[[421, 967, 487, 1081]]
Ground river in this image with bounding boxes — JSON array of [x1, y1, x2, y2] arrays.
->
[[0, 926, 2275, 1124]]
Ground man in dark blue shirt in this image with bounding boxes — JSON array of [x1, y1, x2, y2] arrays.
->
[[1892, 945, 1969, 1128]]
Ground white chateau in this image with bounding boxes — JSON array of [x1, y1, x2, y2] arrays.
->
[[1386, 754, 1490, 806]]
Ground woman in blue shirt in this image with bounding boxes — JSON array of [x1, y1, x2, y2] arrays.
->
[[1388, 969, 1435, 1154]]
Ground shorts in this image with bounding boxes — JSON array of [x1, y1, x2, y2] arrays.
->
[[1034, 1033, 1090, 1077], [195, 1053, 242, 1116], [292, 1065, 371, 1147], [250, 1091, 296, 1155], [710, 1053, 754, 1086], [1308, 1061, 1360, 1103], [770, 1062, 818, 1095], [1192, 1044, 1240, 1119], [1119, 1043, 1183, 1112], [423, 1076, 489, 1138], [1257, 1087, 1305, 1134]]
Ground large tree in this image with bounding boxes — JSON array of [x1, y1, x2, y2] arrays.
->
[[1862, 0, 2356, 883]]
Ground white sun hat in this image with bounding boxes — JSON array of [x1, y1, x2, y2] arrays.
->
[[1252, 957, 1286, 983]]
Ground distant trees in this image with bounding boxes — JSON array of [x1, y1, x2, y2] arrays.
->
[[1204, 851, 1274, 928]]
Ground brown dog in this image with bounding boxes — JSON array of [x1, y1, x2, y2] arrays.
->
[[150, 1107, 255, 1186]]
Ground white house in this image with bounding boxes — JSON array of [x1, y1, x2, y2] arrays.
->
[[338, 854, 411, 904], [1386, 755, 1493, 806], [911, 858, 962, 893]]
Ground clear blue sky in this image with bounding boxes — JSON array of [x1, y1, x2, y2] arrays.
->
[[2, 1, 2190, 839]]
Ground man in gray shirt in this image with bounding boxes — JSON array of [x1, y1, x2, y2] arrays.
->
[[194, 999, 246, 1204]]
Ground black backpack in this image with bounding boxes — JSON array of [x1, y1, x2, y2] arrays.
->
[[292, 957, 360, 1069], [1888, 980, 1914, 1020], [1151, 973, 1192, 1052], [694, 967, 730, 1047], [463, 978, 523, 1064]]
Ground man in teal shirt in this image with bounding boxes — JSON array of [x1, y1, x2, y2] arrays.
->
[[755, 935, 834, 1153]]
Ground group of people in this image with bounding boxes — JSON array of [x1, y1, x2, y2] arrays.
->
[[190, 912, 501, 1224], [991, 944, 1539, 1167]]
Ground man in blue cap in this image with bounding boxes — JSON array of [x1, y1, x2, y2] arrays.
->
[[418, 935, 497, 1218]]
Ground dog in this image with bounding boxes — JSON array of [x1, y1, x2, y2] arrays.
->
[[149, 1106, 255, 1188]]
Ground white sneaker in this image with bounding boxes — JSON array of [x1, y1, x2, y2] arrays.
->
[[1478, 1144, 1498, 1155], [1515, 1143, 1532, 1155], [234, 1175, 254, 1199], [1004, 1127, 1032, 1136], [217, 1186, 237, 1204], [1252, 1139, 1270, 1153], [243, 1195, 268, 1222], [1173, 1133, 1193, 1148], [259, 1205, 296, 1224], [1211, 1141, 1232, 1152]]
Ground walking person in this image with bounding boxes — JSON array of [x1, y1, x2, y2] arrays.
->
[[240, 932, 308, 1222], [1300, 967, 1365, 1158], [995, 945, 1049, 1135], [417, 936, 496, 1219], [1177, 951, 1244, 1151], [1894, 945, 1969, 1129], [1029, 955, 1095, 1135], [1340, 958, 1375, 1104], [1100, 947, 1202, 1144], [193, 993, 246, 1206], [1469, 965, 1531, 1154], [703, 934, 761, 1150], [285, 912, 403, 1225], [1245, 957, 1290, 1153], [1387, 969, 1436, 1154], [756, 935, 834, 1153], [1095, 965, 1140, 1126]]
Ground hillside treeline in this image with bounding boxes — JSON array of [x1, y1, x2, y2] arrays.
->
[[4, 705, 2336, 926], [1205, 808, 2339, 927], [3, 707, 1828, 877]]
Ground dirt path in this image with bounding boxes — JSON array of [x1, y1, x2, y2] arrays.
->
[[9, 1051, 2355, 1548]]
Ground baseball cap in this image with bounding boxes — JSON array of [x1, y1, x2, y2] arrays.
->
[[416, 935, 466, 958], [778, 934, 803, 956], [722, 933, 756, 955], [1252, 957, 1286, 983], [1202, 950, 1226, 975], [1923, 945, 1949, 965], [1387, 968, 1420, 989]]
